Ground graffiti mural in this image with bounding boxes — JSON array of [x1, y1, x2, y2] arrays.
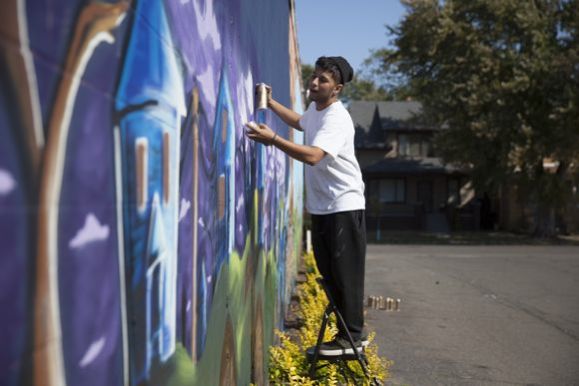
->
[[0, 0, 304, 385]]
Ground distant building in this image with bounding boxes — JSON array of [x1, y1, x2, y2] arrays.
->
[[350, 101, 479, 237], [498, 158, 579, 235]]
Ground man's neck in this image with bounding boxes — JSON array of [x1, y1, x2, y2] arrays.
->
[[315, 97, 339, 111]]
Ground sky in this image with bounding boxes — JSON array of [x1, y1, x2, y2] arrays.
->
[[294, 0, 406, 74]]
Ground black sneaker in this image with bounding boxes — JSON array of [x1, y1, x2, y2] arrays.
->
[[318, 336, 364, 356], [348, 332, 370, 347]]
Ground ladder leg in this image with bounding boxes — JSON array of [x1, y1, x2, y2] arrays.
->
[[308, 306, 331, 378], [317, 277, 374, 381], [341, 361, 361, 386]]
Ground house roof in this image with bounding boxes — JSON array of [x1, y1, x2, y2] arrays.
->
[[363, 157, 465, 176], [350, 101, 430, 131], [350, 101, 434, 148]]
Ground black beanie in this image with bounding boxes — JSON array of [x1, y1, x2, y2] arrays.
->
[[328, 56, 353, 84]]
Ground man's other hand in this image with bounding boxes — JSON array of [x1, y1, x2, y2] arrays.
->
[[245, 121, 276, 146]]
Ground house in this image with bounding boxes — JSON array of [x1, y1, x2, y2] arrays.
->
[[350, 101, 479, 236]]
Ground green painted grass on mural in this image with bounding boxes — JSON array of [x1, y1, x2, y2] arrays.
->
[[145, 187, 304, 385], [269, 252, 392, 385], [147, 231, 276, 385], [149, 344, 195, 386]]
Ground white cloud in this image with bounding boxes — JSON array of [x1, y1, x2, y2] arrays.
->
[[179, 198, 191, 222], [192, 0, 221, 51], [236, 69, 254, 125], [197, 67, 218, 118], [0, 169, 16, 196], [69, 213, 110, 249], [79, 337, 106, 367]]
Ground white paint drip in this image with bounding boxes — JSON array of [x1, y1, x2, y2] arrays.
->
[[79, 337, 106, 367], [0, 169, 16, 195], [179, 198, 191, 221]]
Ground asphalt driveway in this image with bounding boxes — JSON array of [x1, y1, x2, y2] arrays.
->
[[364, 244, 579, 386]]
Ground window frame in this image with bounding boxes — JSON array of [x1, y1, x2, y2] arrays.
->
[[378, 178, 406, 204]]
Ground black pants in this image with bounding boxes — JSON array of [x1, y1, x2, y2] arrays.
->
[[311, 210, 366, 341]]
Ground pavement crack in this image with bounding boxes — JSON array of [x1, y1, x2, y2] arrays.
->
[[494, 297, 579, 342], [448, 273, 579, 342]]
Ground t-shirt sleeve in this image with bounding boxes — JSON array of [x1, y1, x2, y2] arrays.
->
[[298, 114, 306, 130], [299, 102, 312, 129], [310, 111, 347, 159]]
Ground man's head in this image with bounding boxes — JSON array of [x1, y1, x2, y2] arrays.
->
[[308, 56, 353, 106], [314, 56, 354, 85]]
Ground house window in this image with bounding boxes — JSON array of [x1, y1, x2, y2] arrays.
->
[[135, 138, 148, 211], [218, 174, 225, 219], [163, 132, 170, 204], [222, 108, 228, 143], [423, 139, 435, 157], [398, 134, 410, 156], [398, 134, 434, 157], [379, 179, 405, 203]]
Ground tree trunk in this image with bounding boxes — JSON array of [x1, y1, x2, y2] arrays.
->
[[533, 203, 557, 237]]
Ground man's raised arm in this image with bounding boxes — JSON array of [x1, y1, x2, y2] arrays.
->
[[256, 85, 304, 131], [267, 94, 303, 131]]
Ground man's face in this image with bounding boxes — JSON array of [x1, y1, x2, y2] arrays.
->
[[308, 68, 342, 102]]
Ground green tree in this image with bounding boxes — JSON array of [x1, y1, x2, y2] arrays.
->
[[376, 0, 579, 235], [301, 63, 392, 103]]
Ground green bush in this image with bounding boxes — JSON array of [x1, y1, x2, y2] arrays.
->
[[269, 252, 391, 385]]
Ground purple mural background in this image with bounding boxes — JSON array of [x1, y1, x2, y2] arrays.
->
[[0, 0, 304, 385]]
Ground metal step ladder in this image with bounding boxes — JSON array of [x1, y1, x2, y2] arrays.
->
[[306, 278, 381, 386]]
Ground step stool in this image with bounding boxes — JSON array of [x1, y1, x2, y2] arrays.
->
[[306, 277, 381, 386]]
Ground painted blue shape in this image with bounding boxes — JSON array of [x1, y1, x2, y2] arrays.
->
[[114, 0, 185, 383], [198, 260, 208, 354], [193, 68, 237, 357], [115, 1, 186, 117], [211, 69, 236, 278], [145, 194, 170, 372]]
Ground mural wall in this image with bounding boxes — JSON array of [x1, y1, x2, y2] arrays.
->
[[0, 0, 304, 385]]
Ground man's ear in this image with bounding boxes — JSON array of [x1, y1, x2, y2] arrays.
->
[[333, 84, 343, 96]]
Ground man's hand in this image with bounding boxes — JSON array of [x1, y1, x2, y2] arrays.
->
[[245, 121, 325, 165], [256, 84, 273, 107], [245, 121, 276, 146]]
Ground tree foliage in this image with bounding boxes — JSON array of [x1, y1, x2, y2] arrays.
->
[[377, 0, 579, 234]]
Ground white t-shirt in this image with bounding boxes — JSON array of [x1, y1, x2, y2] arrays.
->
[[299, 101, 365, 214]]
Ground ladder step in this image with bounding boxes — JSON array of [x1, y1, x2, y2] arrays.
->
[[306, 347, 365, 362]]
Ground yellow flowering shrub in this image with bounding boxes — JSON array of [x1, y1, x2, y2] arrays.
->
[[269, 252, 391, 385]]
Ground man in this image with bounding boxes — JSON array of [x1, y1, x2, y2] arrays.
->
[[245, 56, 367, 356]]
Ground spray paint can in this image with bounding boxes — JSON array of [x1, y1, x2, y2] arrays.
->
[[256, 83, 269, 110], [379, 296, 386, 310]]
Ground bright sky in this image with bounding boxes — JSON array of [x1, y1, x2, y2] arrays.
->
[[294, 0, 406, 73]]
